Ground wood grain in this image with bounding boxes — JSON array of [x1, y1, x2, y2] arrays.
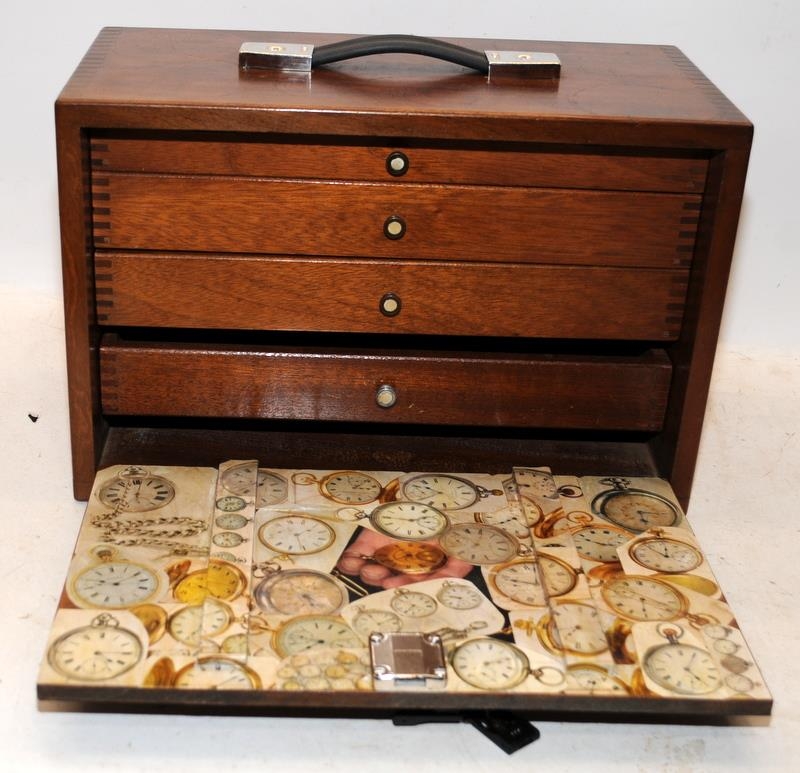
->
[[100, 339, 672, 431]]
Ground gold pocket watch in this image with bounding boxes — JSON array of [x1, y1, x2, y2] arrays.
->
[[70, 546, 164, 609], [600, 575, 688, 622], [438, 522, 531, 565], [252, 568, 351, 616], [257, 515, 336, 556], [628, 534, 703, 574], [97, 466, 175, 512], [272, 615, 362, 657], [642, 624, 721, 695], [292, 470, 384, 505], [451, 637, 564, 691], [171, 559, 248, 604], [591, 477, 680, 533], [537, 601, 610, 656], [400, 473, 503, 510], [489, 554, 578, 607], [48, 613, 143, 681], [173, 656, 262, 690]]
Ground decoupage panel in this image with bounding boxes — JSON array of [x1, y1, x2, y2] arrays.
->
[[39, 465, 770, 706]]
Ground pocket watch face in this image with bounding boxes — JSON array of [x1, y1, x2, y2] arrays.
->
[[539, 554, 578, 597], [629, 537, 703, 573], [475, 509, 531, 540], [644, 642, 721, 695], [48, 616, 143, 681], [514, 469, 558, 499], [369, 501, 449, 541], [256, 469, 289, 507], [168, 598, 233, 647], [98, 474, 175, 512], [216, 495, 246, 512], [257, 515, 336, 556], [600, 575, 686, 622], [572, 525, 631, 563], [491, 560, 547, 606], [547, 602, 609, 655], [438, 523, 519, 565], [401, 474, 479, 510], [321, 471, 383, 505], [173, 560, 247, 604], [214, 513, 250, 530], [451, 638, 529, 690], [212, 531, 246, 548], [174, 656, 261, 690], [390, 589, 437, 618], [253, 570, 349, 616], [72, 561, 161, 608], [437, 582, 482, 610], [352, 608, 404, 639], [273, 615, 361, 657], [599, 491, 679, 532], [371, 541, 447, 575]]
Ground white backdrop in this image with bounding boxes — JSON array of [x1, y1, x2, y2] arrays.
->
[[1, 0, 797, 350]]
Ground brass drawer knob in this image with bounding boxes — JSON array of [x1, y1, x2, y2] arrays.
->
[[379, 293, 402, 317], [375, 384, 398, 409], [386, 151, 409, 176], [383, 215, 406, 240]]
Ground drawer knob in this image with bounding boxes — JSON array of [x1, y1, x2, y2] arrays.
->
[[375, 384, 398, 409], [379, 293, 402, 317], [386, 151, 409, 176], [383, 215, 406, 240]]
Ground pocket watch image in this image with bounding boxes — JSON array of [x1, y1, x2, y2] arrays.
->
[[628, 535, 703, 574], [591, 477, 680, 533], [572, 524, 633, 564], [450, 638, 546, 691], [367, 540, 449, 575], [69, 547, 164, 609], [642, 624, 721, 696], [438, 522, 528, 565], [474, 508, 532, 540], [272, 615, 362, 657], [293, 470, 384, 505], [513, 468, 558, 499], [436, 581, 483, 610], [600, 575, 687, 622], [173, 656, 262, 690], [214, 512, 251, 531], [257, 515, 336, 556], [351, 608, 404, 639], [97, 467, 175, 512], [538, 601, 609, 656], [48, 613, 143, 681], [212, 531, 248, 548], [400, 473, 503, 511], [489, 555, 578, 607], [221, 463, 288, 507], [565, 663, 631, 695], [216, 495, 247, 512], [390, 588, 438, 618], [167, 598, 235, 647], [171, 559, 248, 604], [253, 568, 350, 616], [366, 501, 450, 541]]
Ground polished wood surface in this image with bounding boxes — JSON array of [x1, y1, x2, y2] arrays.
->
[[100, 339, 671, 431], [95, 253, 689, 340], [57, 27, 752, 509]]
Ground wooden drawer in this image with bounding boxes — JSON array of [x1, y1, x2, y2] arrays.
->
[[95, 252, 689, 340], [92, 174, 699, 267], [99, 337, 672, 432], [91, 137, 708, 193]]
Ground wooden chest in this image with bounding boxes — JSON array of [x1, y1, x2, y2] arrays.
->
[[57, 28, 751, 508]]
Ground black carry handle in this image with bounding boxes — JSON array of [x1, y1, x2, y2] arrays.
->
[[311, 34, 489, 73], [239, 35, 561, 79]]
